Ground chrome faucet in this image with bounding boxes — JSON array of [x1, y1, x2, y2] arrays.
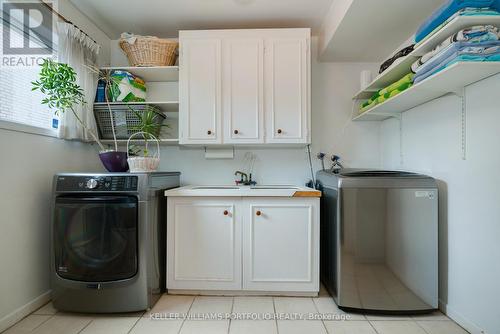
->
[[234, 171, 257, 186], [330, 155, 343, 174]]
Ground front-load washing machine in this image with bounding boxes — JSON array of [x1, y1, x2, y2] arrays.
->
[[51, 172, 179, 313]]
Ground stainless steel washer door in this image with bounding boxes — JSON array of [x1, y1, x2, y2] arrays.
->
[[54, 195, 138, 282]]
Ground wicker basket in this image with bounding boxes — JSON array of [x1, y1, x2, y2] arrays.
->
[[119, 36, 178, 67], [127, 132, 160, 173], [94, 104, 164, 139]]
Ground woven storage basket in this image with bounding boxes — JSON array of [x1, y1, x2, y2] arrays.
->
[[120, 37, 178, 66], [127, 132, 160, 173], [94, 104, 164, 139]]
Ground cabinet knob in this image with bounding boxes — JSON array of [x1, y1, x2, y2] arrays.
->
[[277, 129, 283, 134], [207, 130, 212, 135], [234, 129, 239, 135], [223, 210, 229, 216], [256, 210, 262, 216]]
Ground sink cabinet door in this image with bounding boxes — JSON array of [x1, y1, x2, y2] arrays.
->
[[242, 198, 319, 292], [167, 197, 241, 290]]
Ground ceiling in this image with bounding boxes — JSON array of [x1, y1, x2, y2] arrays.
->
[[70, 0, 335, 39], [319, 0, 446, 62]]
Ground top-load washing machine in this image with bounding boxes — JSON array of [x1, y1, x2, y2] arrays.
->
[[316, 169, 438, 314], [51, 172, 179, 313]]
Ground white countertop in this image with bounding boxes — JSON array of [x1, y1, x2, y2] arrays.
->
[[164, 185, 321, 197]]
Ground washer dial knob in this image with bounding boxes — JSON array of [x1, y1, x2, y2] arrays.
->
[[86, 179, 98, 189]]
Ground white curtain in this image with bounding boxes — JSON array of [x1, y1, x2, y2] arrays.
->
[[57, 22, 101, 141]]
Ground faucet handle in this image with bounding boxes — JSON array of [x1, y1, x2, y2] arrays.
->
[[330, 155, 343, 173]]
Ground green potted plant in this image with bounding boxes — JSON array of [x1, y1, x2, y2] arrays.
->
[[127, 106, 169, 172], [32, 59, 129, 172]]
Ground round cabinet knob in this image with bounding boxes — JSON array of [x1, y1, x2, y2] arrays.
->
[[207, 130, 212, 135], [223, 210, 229, 216], [277, 129, 283, 134], [234, 129, 239, 135], [86, 179, 98, 189], [256, 210, 262, 216]]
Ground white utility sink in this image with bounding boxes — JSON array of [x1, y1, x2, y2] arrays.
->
[[251, 185, 300, 190], [191, 185, 300, 190], [165, 185, 320, 197], [191, 186, 239, 190]]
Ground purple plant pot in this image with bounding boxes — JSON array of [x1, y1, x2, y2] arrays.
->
[[99, 151, 129, 172]]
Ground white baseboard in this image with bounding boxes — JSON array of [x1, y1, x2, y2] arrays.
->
[[439, 300, 485, 334], [0, 291, 51, 333]]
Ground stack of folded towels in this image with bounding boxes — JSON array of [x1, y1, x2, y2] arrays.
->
[[359, 73, 414, 113], [415, 0, 500, 43], [413, 25, 500, 83], [360, 24, 500, 114], [359, 0, 500, 114]]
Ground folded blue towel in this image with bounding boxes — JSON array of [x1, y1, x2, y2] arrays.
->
[[414, 52, 500, 83], [415, 0, 500, 43], [416, 40, 500, 76], [414, 45, 500, 83]]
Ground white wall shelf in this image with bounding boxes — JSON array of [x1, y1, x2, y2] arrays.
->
[[94, 101, 179, 113], [96, 65, 180, 143], [99, 66, 179, 82], [353, 15, 500, 100], [353, 62, 500, 121]]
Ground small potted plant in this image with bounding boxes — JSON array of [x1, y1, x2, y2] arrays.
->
[[32, 59, 129, 172], [127, 107, 169, 173]]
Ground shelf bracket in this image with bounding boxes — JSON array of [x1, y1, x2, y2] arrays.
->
[[372, 113, 402, 120], [447, 89, 467, 160], [460, 87, 467, 160]]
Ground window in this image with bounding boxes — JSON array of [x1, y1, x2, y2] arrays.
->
[[0, 1, 59, 135]]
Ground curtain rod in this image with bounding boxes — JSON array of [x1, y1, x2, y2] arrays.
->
[[40, 0, 99, 45]]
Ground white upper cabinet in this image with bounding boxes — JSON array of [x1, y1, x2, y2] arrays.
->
[[179, 38, 222, 144], [265, 38, 310, 143], [223, 38, 264, 144], [179, 29, 310, 145]]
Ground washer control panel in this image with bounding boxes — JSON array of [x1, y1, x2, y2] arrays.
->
[[56, 175, 138, 192]]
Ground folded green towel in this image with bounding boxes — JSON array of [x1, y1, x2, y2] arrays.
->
[[359, 79, 413, 113], [379, 73, 414, 95], [360, 74, 413, 110]]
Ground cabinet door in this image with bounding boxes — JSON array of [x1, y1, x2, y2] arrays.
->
[[222, 38, 264, 144], [265, 38, 310, 144], [243, 198, 319, 292], [167, 198, 241, 290], [179, 39, 222, 144]]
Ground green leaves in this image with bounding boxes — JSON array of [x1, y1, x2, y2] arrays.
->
[[32, 59, 85, 115], [129, 105, 169, 137]]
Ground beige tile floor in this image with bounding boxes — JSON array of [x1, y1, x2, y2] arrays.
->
[[2, 289, 469, 334]]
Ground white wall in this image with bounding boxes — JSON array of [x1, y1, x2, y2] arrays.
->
[[0, 1, 109, 330], [153, 39, 381, 185], [380, 74, 500, 334], [0, 131, 102, 329]]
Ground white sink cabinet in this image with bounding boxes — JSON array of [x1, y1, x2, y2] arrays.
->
[[166, 189, 320, 295]]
